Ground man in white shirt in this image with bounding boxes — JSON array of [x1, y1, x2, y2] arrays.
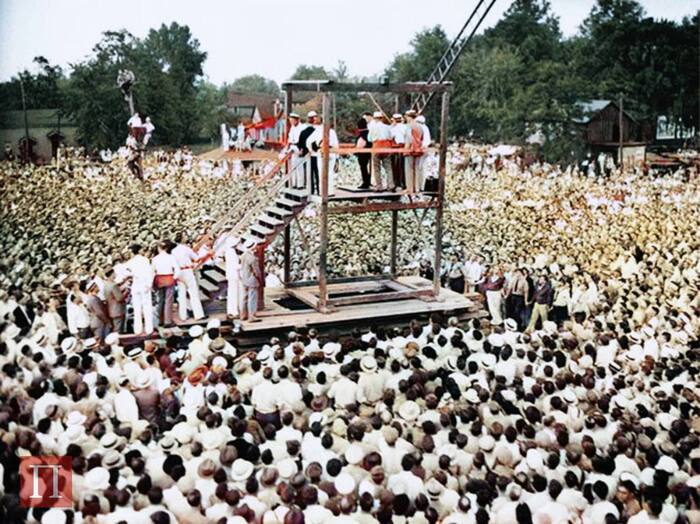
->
[[151, 241, 180, 327], [143, 116, 155, 146], [221, 234, 241, 319], [416, 115, 432, 186], [124, 243, 155, 335], [287, 113, 308, 189], [368, 112, 394, 191], [306, 116, 339, 195], [172, 232, 205, 321]]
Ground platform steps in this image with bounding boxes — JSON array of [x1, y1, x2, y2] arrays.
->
[[198, 187, 309, 301]]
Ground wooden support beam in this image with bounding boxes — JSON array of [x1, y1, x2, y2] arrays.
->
[[390, 210, 398, 277], [286, 288, 320, 310], [328, 288, 434, 307], [330, 146, 437, 155], [281, 80, 453, 94], [328, 200, 437, 215], [283, 225, 291, 286], [318, 93, 331, 312], [433, 90, 450, 297], [286, 274, 391, 288]]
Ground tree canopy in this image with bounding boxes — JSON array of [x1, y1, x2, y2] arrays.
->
[[0, 2, 695, 158]]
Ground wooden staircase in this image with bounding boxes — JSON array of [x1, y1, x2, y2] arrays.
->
[[197, 171, 309, 303]]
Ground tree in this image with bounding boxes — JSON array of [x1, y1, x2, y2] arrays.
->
[[63, 24, 207, 149], [485, 0, 562, 64], [227, 75, 280, 96], [386, 26, 449, 83], [0, 57, 66, 111], [290, 65, 330, 80]]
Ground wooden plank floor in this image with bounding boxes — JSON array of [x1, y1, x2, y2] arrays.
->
[[119, 277, 485, 348], [204, 276, 483, 333]]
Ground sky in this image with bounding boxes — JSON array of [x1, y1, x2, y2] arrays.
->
[[0, 0, 696, 85]]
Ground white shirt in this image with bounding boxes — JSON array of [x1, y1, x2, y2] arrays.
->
[[152, 252, 180, 276], [125, 254, 155, 291], [421, 123, 432, 147], [251, 381, 279, 413], [368, 120, 391, 142], [127, 114, 142, 128], [391, 123, 407, 144], [172, 244, 199, 270], [288, 122, 308, 151]]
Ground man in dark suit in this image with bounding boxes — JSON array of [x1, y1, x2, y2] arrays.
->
[[298, 112, 317, 194], [355, 113, 372, 189]]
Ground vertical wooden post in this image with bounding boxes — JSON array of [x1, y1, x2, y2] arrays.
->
[[433, 90, 450, 297], [318, 93, 331, 311], [257, 244, 266, 310], [390, 210, 398, 278], [283, 88, 293, 286]]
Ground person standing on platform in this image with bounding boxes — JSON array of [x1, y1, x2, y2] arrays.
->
[[308, 116, 339, 196], [173, 232, 205, 321], [355, 112, 372, 189], [224, 235, 241, 320], [368, 112, 394, 191], [287, 113, 307, 189], [239, 240, 263, 322], [416, 115, 432, 191], [298, 111, 318, 194], [390, 114, 406, 190], [124, 243, 155, 335], [403, 110, 424, 194], [152, 241, 179, 327], [305, 112, 323, 195]]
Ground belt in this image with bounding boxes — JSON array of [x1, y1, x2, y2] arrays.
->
[[180, 266, 193, 270], [157, 273, 174, 277]]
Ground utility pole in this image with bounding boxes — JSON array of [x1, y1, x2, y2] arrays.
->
[[19, 75, 30, 163], [618, 94, 624, 170]]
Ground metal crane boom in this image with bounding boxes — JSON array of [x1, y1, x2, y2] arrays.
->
[[412, 0, 500, 114]]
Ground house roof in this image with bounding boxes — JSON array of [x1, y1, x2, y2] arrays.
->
[[573, 100, 637, 124], [0, 109, 75, 129], [227, 92, 281, 120]]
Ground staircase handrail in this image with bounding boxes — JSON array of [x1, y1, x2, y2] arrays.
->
[[227, 159, 308, 241], [210, 151, 292, 236]]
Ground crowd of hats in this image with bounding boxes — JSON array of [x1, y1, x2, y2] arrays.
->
[[1, 147, 700, 523]]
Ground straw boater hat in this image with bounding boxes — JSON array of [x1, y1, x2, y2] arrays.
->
[[231, 459, 254, 482]]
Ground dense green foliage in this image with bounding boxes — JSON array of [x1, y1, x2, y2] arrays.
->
[[0, 1, 696, 158]]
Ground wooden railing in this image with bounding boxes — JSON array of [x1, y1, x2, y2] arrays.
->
[[210, 151, 292, 237]]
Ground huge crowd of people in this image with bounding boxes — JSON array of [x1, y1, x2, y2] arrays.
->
[[1, 140, 700, 524]]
